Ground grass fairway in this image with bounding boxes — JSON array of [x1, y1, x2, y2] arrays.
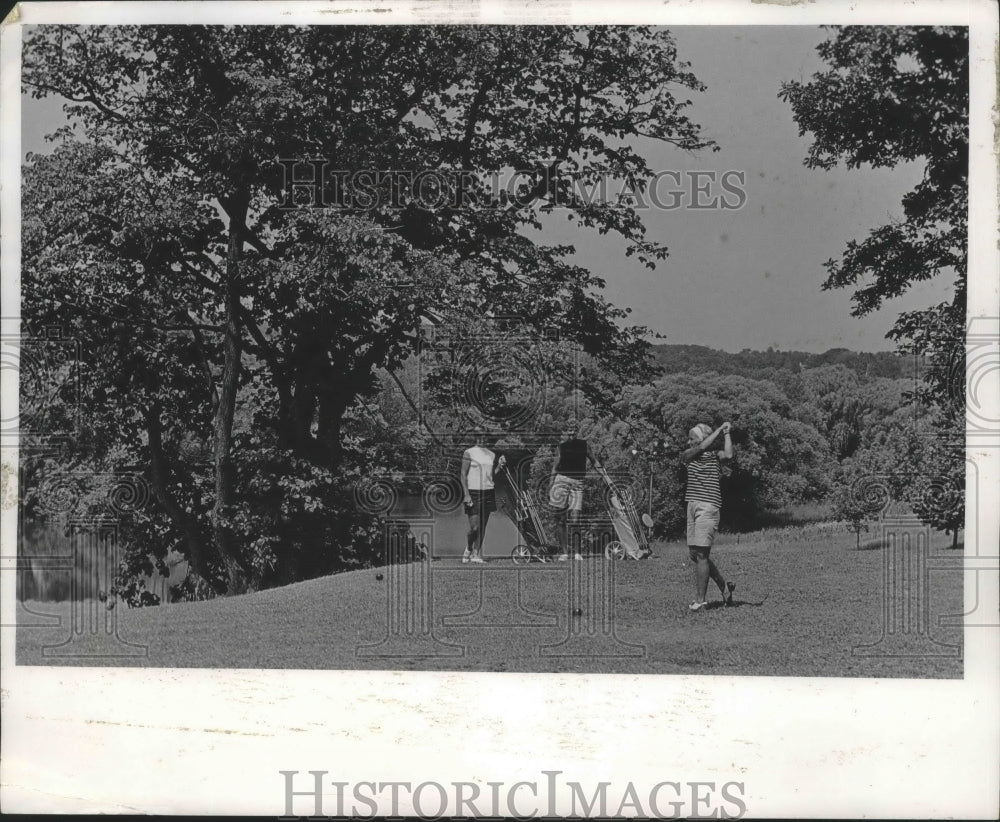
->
[[17, 527, 963, 677]]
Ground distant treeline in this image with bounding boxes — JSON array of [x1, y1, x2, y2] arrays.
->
[[649, 345, 909, 380]]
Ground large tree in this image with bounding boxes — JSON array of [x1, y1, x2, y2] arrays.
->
[[779, 27, 967, 340], [780, 26, 968, 534], [22, 25, 714, 594]]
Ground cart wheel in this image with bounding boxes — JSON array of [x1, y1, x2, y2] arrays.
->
[[511, 545, 532, 565], [604, 541, 626, 560]]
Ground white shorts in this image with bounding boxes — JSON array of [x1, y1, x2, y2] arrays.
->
[[549, 474, 584, 512], [686, 501, 721, 548]]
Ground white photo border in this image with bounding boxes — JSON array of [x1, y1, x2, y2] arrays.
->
[[1, 1, 997, 817]]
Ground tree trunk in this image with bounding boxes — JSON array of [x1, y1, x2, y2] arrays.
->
[[316, 342, 391, 470], [145, 407, 226, 595], [951, 528, 959, 549], [275, 377, 295, 451], [317, 386, 352, 469], [212, 193, 250, 594], [290, 340, 323, 457]]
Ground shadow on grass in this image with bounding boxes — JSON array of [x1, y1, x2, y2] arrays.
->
[[701, 595, 769, 610]]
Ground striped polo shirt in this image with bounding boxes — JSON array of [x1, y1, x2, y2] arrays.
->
[[686, 450, 722, 506]]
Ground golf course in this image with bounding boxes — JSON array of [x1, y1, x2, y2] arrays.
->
[[16, 524, 964, 678]]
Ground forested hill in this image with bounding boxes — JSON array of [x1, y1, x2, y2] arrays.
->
[[649, 344, 909, 380]]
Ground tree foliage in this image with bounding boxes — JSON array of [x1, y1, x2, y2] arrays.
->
[[649, 343, 909, 381], [22, 25, 715, 595], [779, 27, 967, 323], [621, 373, 832, 534], [780, 26, 967, 538]]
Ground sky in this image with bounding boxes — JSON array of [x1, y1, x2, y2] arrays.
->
[[19, 26, 955, 354], [533, 26, 953, 353]]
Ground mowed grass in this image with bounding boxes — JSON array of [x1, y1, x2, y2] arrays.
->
[[16, 527, 963, 678]]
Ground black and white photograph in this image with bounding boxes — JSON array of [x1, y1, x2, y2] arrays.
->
[[2, 0, 998, 817]]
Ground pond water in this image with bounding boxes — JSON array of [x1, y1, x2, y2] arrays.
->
[[16, 490, 531, 603], [389, 488, 524, 559], [17, 519, 188, 603]]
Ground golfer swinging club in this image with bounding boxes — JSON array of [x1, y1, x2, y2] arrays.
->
[[681, 422, 736, 610]]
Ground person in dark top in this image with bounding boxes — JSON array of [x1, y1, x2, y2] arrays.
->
[[681, 421, 735, 610], [549, 423, 601, 560]]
